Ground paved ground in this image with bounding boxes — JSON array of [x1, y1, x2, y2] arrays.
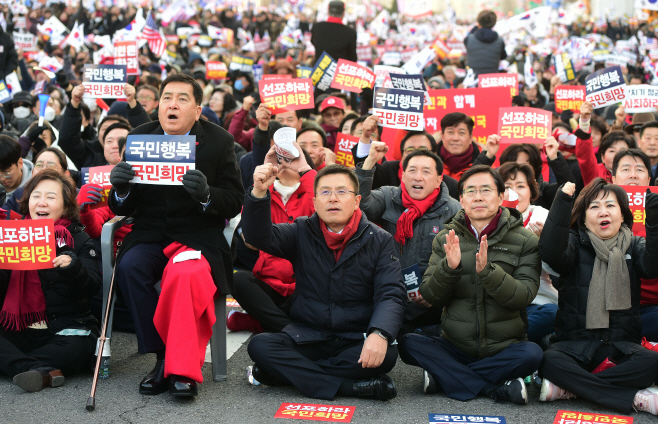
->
[[2, 328, 657, 424]]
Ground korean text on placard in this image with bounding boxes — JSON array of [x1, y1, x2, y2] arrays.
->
[[0, 220, 55, 270], [126, 135, 196, 186], [373, 87, 424, 130]]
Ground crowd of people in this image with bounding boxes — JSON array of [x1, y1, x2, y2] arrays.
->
[[1, 0, 658, 418]]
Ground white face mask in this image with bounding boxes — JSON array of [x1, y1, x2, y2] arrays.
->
[[13, 106, 30, 119], [44, 106, 56, 122]]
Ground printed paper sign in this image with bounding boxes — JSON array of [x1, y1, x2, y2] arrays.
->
[[82, 64, 127, 99], [478, 73, 518, 97], [430, 39, 451, 60], [88, 165, 114, 210], [259, 78, 314, 115], [0, 220, 55, 270], [228, 55, 255, 73], [554, 86, 586, 113], [126, 135, 196, 186], [253, 64, 263, 83], [311, 52, 338, 92], [330, 59, 375, 93], [623, 85, 658, 113], [113, 41, 138, 75], [373, 87, 424, 130], [620, 186, 658, 238], [498, 107, 552, 144], [585, 65, 626, 109], [554, 52, 576, 82], [389, 73, 425, 91], [0, 80, 10, 103], [402, 263, 421, 301], [424, 87, 511, 145], [374, 65, 405, 88], [431, 414, 506, 424], [382, 51, 402, 66], [226, 296, 240, 307], [402, 46, 437, 75], [553, 410, 632, 424], [297, 66, 312, 79], [206, 61, 228, 80], [12, 31, 36, 51], [333, 132, 360, 168], [357, 45, 372, 62], [274, 403, 355, 422]]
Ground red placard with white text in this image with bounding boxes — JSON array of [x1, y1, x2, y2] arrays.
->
[[478, 73, 518, 98], [555, 86, 586, 113], [274, 403, 355, 422], [620, 186, 658, 237], [333, 133, 360, 168], [424, 87, 511, 145], [330, 59, 376, 93], [0, 220, 55, 270], [553, 410, 632, 424], [498, 107, 552, 144], [263, 74, 291, 80], [259, 78, 314, 115], [88, 165, 114, 210], [206, 61, 228, 80], [113, 41, 138, 75]]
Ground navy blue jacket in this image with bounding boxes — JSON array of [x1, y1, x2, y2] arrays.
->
[[242, 187, 406, 342]]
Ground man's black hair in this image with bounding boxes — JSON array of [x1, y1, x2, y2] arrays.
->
[[0, 135, 22, 170], [160, 73, 204, 106]]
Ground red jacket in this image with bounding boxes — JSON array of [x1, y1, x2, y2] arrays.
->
[[80, 206, 132, 255], [575, 127, 611, 185], [252, 170, 316, 296]]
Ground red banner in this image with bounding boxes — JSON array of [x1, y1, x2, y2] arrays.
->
[[553, 410, 633, 424], [334, 133, 360, 168], [206, 61, 228, 80], [498, 107, 552, 144], [330, 59, 376, 93], [88, 165, 114, 210], [274, 403, 355, 422], [259, 78, 314, 115], [0, 220, 56, 270], [430, 39, 451, 60], [424, 87, 511, 145], [113, 41, 138, 75], [621, 185, 658, 237], [478, 73, 518, 98], [555, 86, 586, 113]]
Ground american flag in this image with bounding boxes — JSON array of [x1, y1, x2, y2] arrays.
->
[[647, 37, 658, 51], [142, 11, 166, 57]]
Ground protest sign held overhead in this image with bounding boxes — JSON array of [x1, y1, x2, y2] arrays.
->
[[585, 65, 626, 109], [206, 61, 228, 80], [126, 135, 196, 186], [373, 87, 424, 130], [478, 73, 518, 97], [620, 186, 658, 238], [498, 107, 552, 144], [333, 132, 360, 168], [555, 86, 586, 113], [259, 78, 314, 115], [88, 165, 114, 210], [113, 41, 138, 75], [330, 59, 376, 93], [229, 55, 255, 73], [0, 220, 55, 270], [311, 52, 338, 92], [623, 85, 658, 113], [82, 64, 127, 99]]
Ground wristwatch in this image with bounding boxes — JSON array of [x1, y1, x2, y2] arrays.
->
[[370, 329, 388, 341]]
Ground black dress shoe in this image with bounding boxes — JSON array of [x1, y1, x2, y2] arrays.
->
[[139, 359, 169, 395], [352, 375, 397, 401], [169, 375, 198, 397], [13, 367, 65, 392], [251, 365, 287, 386]]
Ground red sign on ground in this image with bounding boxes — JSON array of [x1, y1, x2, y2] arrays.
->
[[0, 220, 55, 270], [274, 403, 355, 422], [553, 410, 633, 424]]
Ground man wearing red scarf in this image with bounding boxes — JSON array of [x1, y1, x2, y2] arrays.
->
[[242, 163, 406, 401], [356, 136, 461, 335], [310, 1, 357, 65]]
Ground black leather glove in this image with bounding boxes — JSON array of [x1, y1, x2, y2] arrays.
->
[[646, 189, 658, 226], [110, 161, 135, 197], [27, 126, 47, 144], [182, 169, 210, 203], [56, 251, 81, 277], [56, 72, 69, 89]]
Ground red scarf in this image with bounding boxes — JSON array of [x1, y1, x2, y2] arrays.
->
[[320, 208, 362, 261], [0, 217, 73, 331], [523, 211, 533, 228], [464, 208, 503, 241], [395, 182, 440, 245], [327, 16, 343, 24], [397, 160, 404, 182], [440, 143, 474, 176]]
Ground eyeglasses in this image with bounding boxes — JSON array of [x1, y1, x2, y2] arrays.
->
[[0, 171, 13, 179], [34, 161, 58, 170], [316, 189, 356, 199], [463, 186, 497, 197], [403, 146, 429, 154]]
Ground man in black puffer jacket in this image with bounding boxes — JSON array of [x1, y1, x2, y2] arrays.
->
[[243, 163, 406, 401], [465, 10, 506, 77]]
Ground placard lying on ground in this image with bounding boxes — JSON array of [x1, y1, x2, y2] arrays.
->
[[0, 220, 55, 270], [333, 132, 360, 168], [125, 135, 196, 185], [498, 107, 552, 144], [430, 414, 506, 423], [88, 165, 114, 209], [259, 78, 314, 115], [82, 64, 127, 98], [555, 86, 586, 113], [274, 403, 355, 422], [585, 65, 626, 109], [623, 84, 658, 113], [620, 186, 658, 238], [553, 410, 632, 424], [373, 87, 424, 130]]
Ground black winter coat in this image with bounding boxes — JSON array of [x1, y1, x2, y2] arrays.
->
[[539, 190, 658, 361], [0, 29, 18, 81], [533, 152, 577, 210], [311, 22, 357, 64], [242, 187, 406, 342], [0, 223, 101, 334], [109, 119, 244, 294]]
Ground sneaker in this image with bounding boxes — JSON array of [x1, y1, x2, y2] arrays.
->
[[488, 378, 528, 405], [423, 370, 438, 394], [246, 366, 260, 386], [226, 310, 264, 333], [642, 338, 658, 353], [634, 389, 658, 415], [539, 378, 576, 402]]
